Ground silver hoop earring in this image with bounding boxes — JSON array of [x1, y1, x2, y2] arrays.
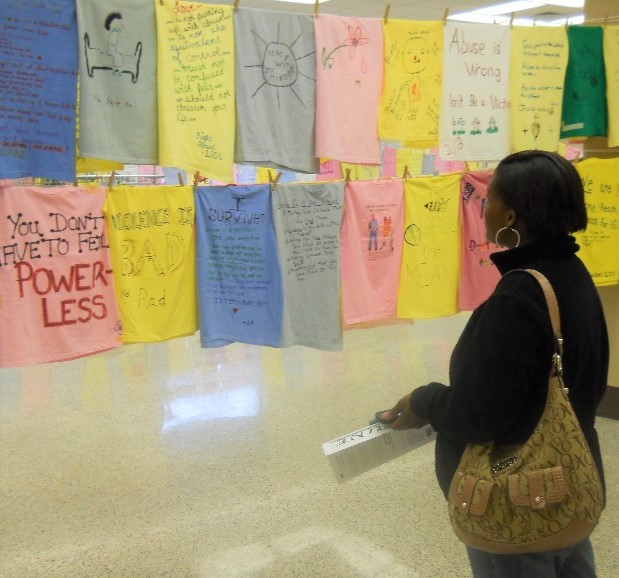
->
[[495, 226, 521, 248]]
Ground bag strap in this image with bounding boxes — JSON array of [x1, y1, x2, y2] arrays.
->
[[520, 269, 564, 378]]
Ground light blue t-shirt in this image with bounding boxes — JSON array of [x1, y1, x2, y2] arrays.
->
[[195, 185, 283, 348]]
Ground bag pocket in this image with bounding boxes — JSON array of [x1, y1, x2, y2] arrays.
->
[[449, 471, 495, 515], [508, 466, 567, 509]]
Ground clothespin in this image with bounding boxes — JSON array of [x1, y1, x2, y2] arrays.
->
[[108, 171, 116, 190], [604, 14, 609, 27], [178, 172, 184, 186], [345, 168, 352, 183], [383, 4, 390, 24], [269, 171, 282, 189], [443, 8, 450, 25], [509, 12, 515, 27], [268, 170, 282, 187], [565, 18, 569, 30], [314, 0, 319, 17], [402, 165, 411, 179], [233, 0, 239, 12], [193, 171, 201, 193], [464, 161, 471, 174]]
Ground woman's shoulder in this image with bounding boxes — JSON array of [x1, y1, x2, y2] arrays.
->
[[493, 269, 547, 300], [483, 269, 553, 328], [489, 262, 600, 326]]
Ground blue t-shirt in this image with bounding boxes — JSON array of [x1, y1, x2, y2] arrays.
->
[[195, 185, 283, 347], [0, 0, 77, 181]]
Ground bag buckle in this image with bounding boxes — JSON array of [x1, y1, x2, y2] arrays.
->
[[491, 456, 517, 475]]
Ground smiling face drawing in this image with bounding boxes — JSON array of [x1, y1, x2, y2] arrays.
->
[[403, 36, 428, 75]]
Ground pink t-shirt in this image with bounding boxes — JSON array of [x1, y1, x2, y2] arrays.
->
[[0, 186, 122, 367], [458, 171, 502, 311], [341, 179, 404, 324], [314, 14, 383, 164]]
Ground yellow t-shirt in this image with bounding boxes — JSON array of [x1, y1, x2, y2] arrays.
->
[[509, 27, 568, 153], [104, 185, 198, 342], [379, 19, 442, 148], [155, 2, 235, 182], [575, 158, 619, 286], [604, 26, 619, 148], [397, 173, 461, 318]]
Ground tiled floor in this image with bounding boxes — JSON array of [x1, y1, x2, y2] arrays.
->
[[1, 315, 617, 577]]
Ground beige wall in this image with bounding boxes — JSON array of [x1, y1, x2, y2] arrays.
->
[[585, 0, 619, 385]]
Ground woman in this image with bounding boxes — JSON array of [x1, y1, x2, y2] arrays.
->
[[379, 150, 608, 577]]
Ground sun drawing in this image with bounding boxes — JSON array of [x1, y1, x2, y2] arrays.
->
[[246, 23, 315, 109]]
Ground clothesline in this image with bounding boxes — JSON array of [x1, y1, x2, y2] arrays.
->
[[230, 0, 617, 26]]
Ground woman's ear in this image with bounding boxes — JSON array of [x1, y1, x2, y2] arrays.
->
[[506, 209, 517, 228]]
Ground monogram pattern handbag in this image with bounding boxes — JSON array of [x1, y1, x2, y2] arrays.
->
[[448, 269, 604, 554]]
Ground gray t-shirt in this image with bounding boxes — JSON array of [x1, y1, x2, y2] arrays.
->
[[234, 7, 318, 174], [271, 182, 344, 350], [77, 0, 158, 163]]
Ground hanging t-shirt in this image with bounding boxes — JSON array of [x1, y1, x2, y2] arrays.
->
[[340, 163, 381, 181], [317, 158, 342, 181], [76, 156, 123, 175], [509, 27, 568, 153], [155, 2, 235, 182], [397, 173, 461, 318], [379, 20, 443, 148], [314, 14, 383, 164], [560, 27, 607, 139], [340, 179, 404, 324], [458, 171, 501, 311], [234, 7, 318, 174], [439, 22, 511, 161], [603, 26, 619, 148], [271, 182, 344, 350], [76, 0, 158, 164], [195, 185, 283, 348], [0, 0, 77, 182], [0, 186, 121, 367], [574, 158, 619, 286], [103, 185, 197, 343]]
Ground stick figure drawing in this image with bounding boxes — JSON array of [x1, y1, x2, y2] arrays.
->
[[83, 12, 143, 83]]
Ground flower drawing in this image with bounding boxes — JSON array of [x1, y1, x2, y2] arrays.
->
[[344, 26, 369, 59], [321, 24, 370, 70]]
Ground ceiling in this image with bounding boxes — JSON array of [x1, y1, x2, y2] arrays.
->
[[210, 0, 584, 23]]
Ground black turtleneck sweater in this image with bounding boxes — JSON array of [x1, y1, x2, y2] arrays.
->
[[411, 236, 608, 499]]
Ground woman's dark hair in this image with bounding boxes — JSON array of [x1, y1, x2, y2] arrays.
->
[[105, 12, 122, 31], [491, 150, 588, 241]]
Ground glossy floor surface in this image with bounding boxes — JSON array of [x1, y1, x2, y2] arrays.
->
[[1, 316, 618, 577]]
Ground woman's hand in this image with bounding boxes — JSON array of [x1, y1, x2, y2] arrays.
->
[[377, 393, 428, 430]]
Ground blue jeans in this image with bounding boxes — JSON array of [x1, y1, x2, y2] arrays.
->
[[466, 539, 596, 578]]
